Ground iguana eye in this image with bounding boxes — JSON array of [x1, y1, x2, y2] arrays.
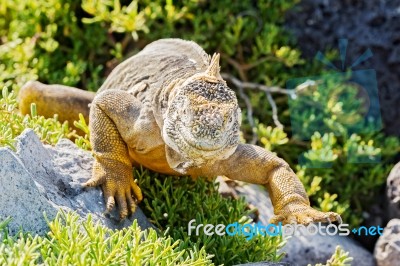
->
[[214, 129, 221, 137], [227, 115, 234, 124]]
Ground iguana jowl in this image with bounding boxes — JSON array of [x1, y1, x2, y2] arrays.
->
[[19, 39, 341, 224]]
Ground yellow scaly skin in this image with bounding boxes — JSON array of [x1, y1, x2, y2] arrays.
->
[[19, 39, 341, 224]]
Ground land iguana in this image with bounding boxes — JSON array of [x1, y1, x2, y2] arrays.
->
[[19, 38, 341, 225]]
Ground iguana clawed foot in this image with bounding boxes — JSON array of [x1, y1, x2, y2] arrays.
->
[[269, 201, 342, 225], [82, 164, 143, 220]]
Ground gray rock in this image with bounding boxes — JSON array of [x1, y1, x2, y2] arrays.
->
[[234, 183, 274, 225], [374, 218, 400, 266], [216, 176, 238, 198], [281, 232, 374, 266], [0, 148, 57, 235], [218, 180, 375, 266], [0, 129, 153, 235], [386, 162, 400, 219]]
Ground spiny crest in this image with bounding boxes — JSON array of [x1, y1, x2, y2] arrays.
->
[[205, 53, 223, 81]]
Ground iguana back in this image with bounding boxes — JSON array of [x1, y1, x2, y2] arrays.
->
[[98, 39, 211, 99], [19, 39, 211, 126]]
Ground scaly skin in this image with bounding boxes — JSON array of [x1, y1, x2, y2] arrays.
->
[[19, 38, 341, 224]]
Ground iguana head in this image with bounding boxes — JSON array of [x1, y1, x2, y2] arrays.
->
[[163, 54, 241, 172]]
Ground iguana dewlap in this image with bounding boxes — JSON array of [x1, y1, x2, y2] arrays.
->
[[19, 38, 341, 224]]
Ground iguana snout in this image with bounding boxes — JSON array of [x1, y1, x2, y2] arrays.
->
[[187, 104, 231, 149]]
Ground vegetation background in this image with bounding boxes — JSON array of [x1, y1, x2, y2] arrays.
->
[[0, 0, 398, 265]]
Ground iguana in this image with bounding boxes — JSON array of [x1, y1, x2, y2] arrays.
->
[[19, 38, 341, 225]]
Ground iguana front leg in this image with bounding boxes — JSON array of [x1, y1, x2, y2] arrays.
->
[[198, 144, 341, 225], [83, 90, 143, 219]]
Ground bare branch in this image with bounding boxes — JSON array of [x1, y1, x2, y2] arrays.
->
[[266, 91, 284, 129], [236, 85, 258, 144], [221, 73, 296, 98], [222, 73, 291, 128], [221, 73, 315, 142]]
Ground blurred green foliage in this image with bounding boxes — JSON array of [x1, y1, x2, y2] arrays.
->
[[0, 87, 89, 150], [0, 87, 70, 149], [0, 0, 107, 91], [281, 72, 398, 226], [0, 0, 308, 91]]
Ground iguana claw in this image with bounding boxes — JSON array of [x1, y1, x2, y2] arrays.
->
[[83, 165, 143, 220]]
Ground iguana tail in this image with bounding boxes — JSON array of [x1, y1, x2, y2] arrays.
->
[[18, 81, 95, 128]]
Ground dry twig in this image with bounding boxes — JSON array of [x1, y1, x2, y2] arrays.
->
[[221, 73, 296, 142]]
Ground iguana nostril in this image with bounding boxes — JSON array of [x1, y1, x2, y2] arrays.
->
[[192, 125, 200, 134]]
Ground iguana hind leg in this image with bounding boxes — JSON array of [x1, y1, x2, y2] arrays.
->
[[83, 90, 143, 219], [19, 81, 94, 127], [197, 144, 341, 225]]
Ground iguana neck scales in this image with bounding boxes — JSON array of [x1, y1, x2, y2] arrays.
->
[[19, 38, 341, 224]]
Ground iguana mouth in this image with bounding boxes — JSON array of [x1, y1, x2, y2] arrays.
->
[[177, 122, 226, 152], [163, 121, 232, 166]]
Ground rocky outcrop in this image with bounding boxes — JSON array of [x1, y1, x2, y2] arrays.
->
[[375, 163, 400, 265], [0, 129, 153, 235], [387, 162, 400, 219], [374, 218, 400, 266], [281, 233, 374, 266]]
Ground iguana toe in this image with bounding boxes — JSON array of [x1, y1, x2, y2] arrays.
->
[[84, 163, 143, 220], [116, 192, 128, 220], [126, 194, 137, 213], [269, 202, 341, 225], [130, 179, 143, 203], [103, 181, 141, 220], [104, 196, 115, 214], [82, 175, 105, 187]]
